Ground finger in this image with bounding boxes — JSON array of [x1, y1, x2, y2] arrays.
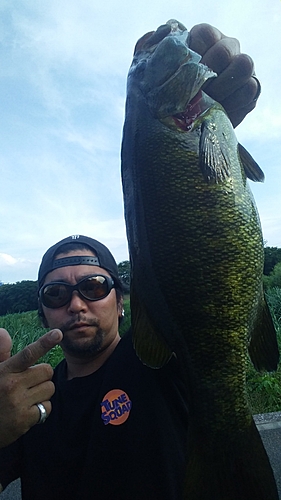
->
[[33, 400, 52, 423], [23, 363, 54, 388], [28, 376, 55, 400], [0, 329, 12, 362], [201, 37, 241, 74], [134, 30, 155, 54], [0, 329, 62, 374], [225, 101, 257, 129], [220, 76, 260, 113], [203, 53, 255, 102], [134, 24, 171, 54], [188, 23, 223, 56]]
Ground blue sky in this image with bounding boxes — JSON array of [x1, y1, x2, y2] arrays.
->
[[1, 0, 281, 283]]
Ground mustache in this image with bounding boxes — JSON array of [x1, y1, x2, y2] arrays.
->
[[60, 314, 100, 334]]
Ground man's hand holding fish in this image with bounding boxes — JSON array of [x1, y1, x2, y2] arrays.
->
[[189, 23, 261, 127], [136, 22, 261, 128]]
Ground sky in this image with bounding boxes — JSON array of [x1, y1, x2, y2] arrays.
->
[[1, 0, 281, 283]]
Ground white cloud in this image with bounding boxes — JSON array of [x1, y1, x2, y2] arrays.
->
[[1, 0, 281, 284], [0, 253, 18, 266]]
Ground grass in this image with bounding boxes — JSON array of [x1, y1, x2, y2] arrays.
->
[[1, 292, 281, 414]]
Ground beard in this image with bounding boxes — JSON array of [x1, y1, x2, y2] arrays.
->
[[59, 314, 106, 358]]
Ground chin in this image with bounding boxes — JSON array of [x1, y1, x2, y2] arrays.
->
[[61, 330, 105, 357]]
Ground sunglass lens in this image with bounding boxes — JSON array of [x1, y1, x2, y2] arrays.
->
[[43, 284, 69, 308], [80, 276, 108, 300]]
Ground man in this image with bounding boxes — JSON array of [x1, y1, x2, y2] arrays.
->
[[1, 234, 190, 499], [0, 23, 261, 499]]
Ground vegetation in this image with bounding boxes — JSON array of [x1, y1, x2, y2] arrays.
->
[[263, 262, 281, 290], [117, 260, 130, 293], [0, 280, 38, 316], [264, 246, 281, 276], [0, 259, 281, 414]]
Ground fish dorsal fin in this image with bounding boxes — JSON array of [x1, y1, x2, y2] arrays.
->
[[238, 143, 265, 182], [130, 281, 173, 368], [199, 118, 232, 183], [248, 292, 279, 372]]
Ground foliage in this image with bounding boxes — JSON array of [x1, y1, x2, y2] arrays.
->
[[264, 246, 281, 275], [266, 287, 281, 325], [247, 369, 281, 413], [263, 262, 281, 290], [1, 311, 63, 366], [118, 260, 130, 292], [0, 280, 38, 316], [120, 299, 131, 336], [246, 287, 281, 414]]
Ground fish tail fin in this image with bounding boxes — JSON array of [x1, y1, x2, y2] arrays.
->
[[184, 418, 279, 500]]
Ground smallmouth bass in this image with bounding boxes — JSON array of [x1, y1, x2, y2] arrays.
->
[[121, 20, 279, 500]]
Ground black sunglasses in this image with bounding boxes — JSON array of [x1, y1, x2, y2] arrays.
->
[[39, 274, 115, 309]]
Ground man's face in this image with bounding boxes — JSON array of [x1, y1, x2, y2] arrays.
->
[[41, 249, 122, 359]]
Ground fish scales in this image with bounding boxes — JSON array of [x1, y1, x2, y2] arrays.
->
[[121, 20, 279, 500], [127, 101, 259, 427]]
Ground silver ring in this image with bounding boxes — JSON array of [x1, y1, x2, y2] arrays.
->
[[36, 403, 48, 424]]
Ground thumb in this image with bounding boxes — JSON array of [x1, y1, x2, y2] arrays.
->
[[0, 328, 12, 362], [0, 329, 63, 374]]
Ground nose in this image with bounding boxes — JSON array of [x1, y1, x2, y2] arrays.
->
[[67, 291, 88, 314]]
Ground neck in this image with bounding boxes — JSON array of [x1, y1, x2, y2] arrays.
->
[[64, 333, 121, 380]]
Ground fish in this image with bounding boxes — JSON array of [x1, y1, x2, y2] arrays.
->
[[121, 20, 280, 500]]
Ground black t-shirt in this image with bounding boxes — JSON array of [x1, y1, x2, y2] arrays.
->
[[0, 330, 189, 499]]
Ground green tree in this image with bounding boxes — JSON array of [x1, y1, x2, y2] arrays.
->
[[118, 260, 130, 293], [263, 262, 281, 290], [264, 246, 281, 275], [0, 280, 38, 316]]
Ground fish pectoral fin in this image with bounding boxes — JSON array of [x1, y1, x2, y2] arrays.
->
[[199, 119, 231, 183], [130, 284, 173, 368], [238, 143, 265, 182], [248, 293, 279, 372]]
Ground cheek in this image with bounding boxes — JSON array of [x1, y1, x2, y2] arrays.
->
[[93, 297, 119, 325], [43, 307, 64, 329]]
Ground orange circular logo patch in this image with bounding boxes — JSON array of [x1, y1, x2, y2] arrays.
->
[[100, 389, 132, 426]]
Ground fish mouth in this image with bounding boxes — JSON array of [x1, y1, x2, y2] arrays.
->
[[172, 90, 204, 131]]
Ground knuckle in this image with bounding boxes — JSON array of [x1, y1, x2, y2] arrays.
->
[[234, 53, 254, 77], [44, 380, 56, 398], [20, 345, 36, 365], [33, 362, 54, 380], [42, 363, 54, 379]]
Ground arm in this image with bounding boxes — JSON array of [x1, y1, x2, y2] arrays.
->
[[0, 328, 62, 449]]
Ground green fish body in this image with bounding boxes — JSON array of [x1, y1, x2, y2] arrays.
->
[[121, 21, 279, 500]]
